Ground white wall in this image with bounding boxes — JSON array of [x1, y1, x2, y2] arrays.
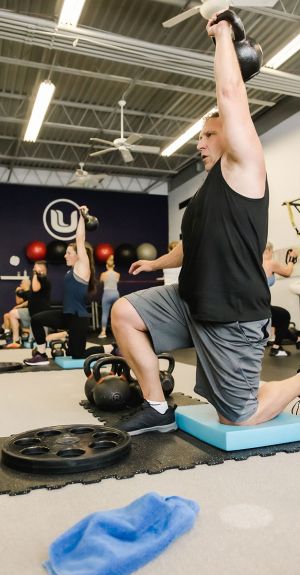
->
[[261, 112, 300, 326], [168, 111, 300, 325]]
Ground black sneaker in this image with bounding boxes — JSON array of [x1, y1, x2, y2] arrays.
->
[[23, 353, 49, 366], [118, 401, 177, 436], [269, 346, 290, 357]]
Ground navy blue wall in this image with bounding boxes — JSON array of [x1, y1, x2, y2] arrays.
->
[[0, 183, 168, 318]]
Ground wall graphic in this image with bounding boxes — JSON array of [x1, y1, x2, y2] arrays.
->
[[0, 183, 168, 317]]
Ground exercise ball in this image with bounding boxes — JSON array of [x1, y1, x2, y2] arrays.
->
[[46, 240, 67, 264], [25, 241, 47, 262], [94, 243, 114, 263], [114, 243, 137, 266], [136, 243, 157, 261]]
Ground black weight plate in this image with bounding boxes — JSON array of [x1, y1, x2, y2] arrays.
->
[[0, 362, 23, 373], [1, 424, 131, 474]]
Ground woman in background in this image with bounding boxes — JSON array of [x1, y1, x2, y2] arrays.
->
[[263, 242, 300, 357], [24, 206, 97, 365], [98, 255, 120, 339]]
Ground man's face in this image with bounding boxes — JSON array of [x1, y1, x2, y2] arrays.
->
[[197, 117, 225, 172]]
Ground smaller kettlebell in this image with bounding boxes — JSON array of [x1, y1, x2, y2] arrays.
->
[[50, 339, 66, 358], [158, 353, 175, 397], [83, 352, 113, 403], [80, 207, 99, 232]]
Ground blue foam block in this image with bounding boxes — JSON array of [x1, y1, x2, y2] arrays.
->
[[175, 403, 300, 451], [55, 356, 84, 369]]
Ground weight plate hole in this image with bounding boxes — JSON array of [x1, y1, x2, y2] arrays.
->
[[69, 427, 95, 434], [56, 448, 86, 458], [37, 430, 62, 437], [89, 440, 118, 450], [21, 446, 49, 455], [14, 437, 41, 446], [93, 432, 120, 440]]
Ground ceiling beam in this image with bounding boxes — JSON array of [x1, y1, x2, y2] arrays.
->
[[0, 11, 299, 97]]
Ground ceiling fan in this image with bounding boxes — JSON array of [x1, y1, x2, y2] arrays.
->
[[162, 0, 277, 27], [67, 163, 107, 188], [89, 99, 161, 164]]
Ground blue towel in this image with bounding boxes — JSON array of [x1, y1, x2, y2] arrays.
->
[[43, 492, 199, 575]]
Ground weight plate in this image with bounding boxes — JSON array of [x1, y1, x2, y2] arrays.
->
[[0, 362, 23, 373], [1, 424, 131, 474]]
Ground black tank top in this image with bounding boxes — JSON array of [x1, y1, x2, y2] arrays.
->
[[179, 159, 271, 322]]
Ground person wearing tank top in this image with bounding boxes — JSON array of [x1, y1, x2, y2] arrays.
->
[[110, 13, 300, 435], [24, 206, 96, 366], [262, 242, 300, 357], [98, 255, 120, 339]]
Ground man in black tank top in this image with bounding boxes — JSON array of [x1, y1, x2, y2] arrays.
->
[[110, 13, 300, 434]]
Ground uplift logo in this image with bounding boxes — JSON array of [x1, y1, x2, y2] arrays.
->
[[43, 199, 81, 240]]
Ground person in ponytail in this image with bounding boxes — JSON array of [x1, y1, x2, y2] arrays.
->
[[24, 206, 96, 365]]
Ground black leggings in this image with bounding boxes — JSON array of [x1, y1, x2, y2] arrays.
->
[[271, 305, 297, 346], [30, 310, 90, 359]]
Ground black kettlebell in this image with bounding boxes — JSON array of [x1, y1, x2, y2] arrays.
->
[[158, 353, 175, 397], [92, 356, 132, 411], [214, 10, 263, 82], [83, 352, 113, 403], [50, 339, 66, 358], [285, 249, 298, 265], [80, 208, 99, 232]]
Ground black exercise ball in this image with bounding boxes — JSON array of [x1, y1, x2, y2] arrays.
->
[[114, 243, 137, 267], [46, 240, 67, 264], [93, 376, 131, 411]]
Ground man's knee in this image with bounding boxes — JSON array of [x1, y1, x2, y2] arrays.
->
[[111, 297, 146, 331]]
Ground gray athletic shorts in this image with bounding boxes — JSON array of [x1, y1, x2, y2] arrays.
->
[[17, 308, 31, 329], [125, 284, 270, 423]]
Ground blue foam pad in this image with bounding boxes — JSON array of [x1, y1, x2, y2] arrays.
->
[[175, 403, 300, 451], [55, 356, 84, 369]]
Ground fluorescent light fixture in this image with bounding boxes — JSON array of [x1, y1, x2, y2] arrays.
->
[[58, 0, 86, 28], [161, 107, 218, 157], [23, 80, 55, 143], [265, 33, 300, 69]]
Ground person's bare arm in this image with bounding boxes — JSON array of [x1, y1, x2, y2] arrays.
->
[[208, 15, 265, 197], [271, 260, 295, 278], [129, 241, 183, 276], [74, 206, 90, 281]]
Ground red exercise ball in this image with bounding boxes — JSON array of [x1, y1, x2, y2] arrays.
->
[[25, 241, 47, 262], [94, 243, 114, 263]]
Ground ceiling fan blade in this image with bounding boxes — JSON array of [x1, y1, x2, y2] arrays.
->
[[120, 148, 134, 163], [162, 6, 201, 28], [90, 147, 118, 158], [232, 1, 277, 5], [90, 138, 115, 147], [126, 134, 141, 145], [130, 145, 161, 154]]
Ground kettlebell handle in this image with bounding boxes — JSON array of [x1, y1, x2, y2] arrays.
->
[[157, 353, 175, 374], [93, 355, 132, 383], [214, 10, 245, 43], [83, 353, 112, 377]]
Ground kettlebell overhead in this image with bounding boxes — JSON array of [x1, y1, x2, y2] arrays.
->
[[213, 10, 263, 82]]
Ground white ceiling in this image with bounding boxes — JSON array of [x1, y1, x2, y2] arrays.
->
[[0, 0, 299, 187]]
